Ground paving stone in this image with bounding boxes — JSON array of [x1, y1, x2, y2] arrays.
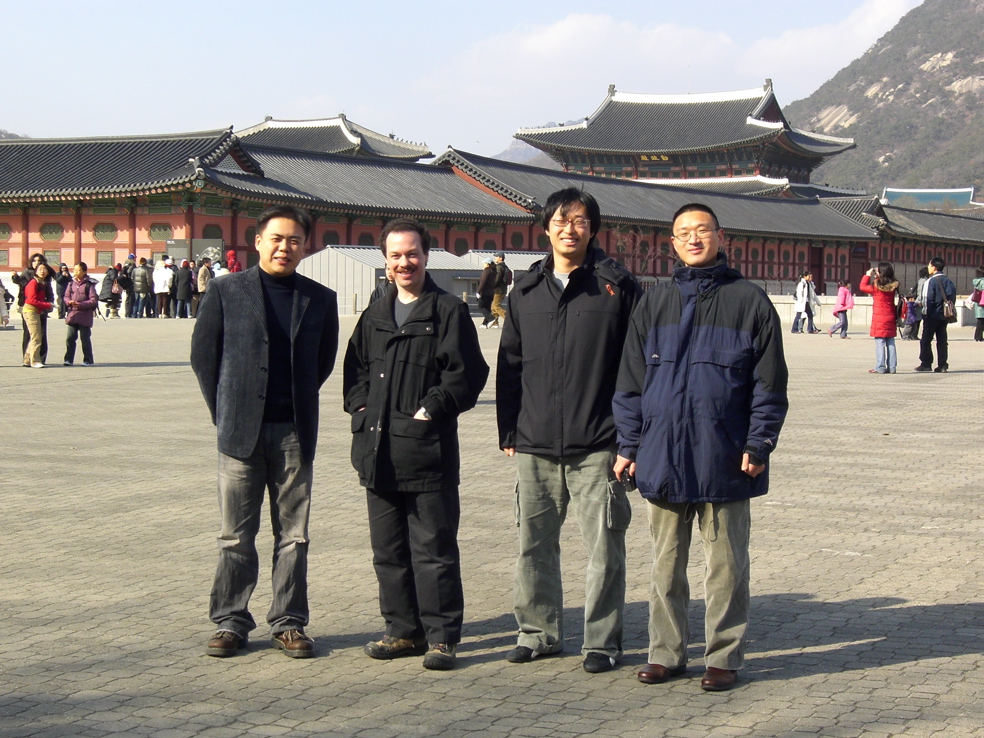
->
[[1, 318, 982, 737]]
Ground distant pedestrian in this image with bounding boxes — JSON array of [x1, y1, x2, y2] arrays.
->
[[175, 260, 194, 318], [63, 262, 99, 366], [915, 257, 956, 373], [972, 265, 984, 342], [476, 258, 496, 327], [22, 262, 54, 368], [12, 253, 55, 362], [859, 263, 900, 374], [197, 257, 214, 297], [491, 251, 510, 324], [827, 280, 854, 338], [132, 257, 153, 318], [153, 260, 174, 318], [98, 264, 122, 318], [226, 249, 243, 273], [55, 264, 71, 319], [791, 270, 821, 333]]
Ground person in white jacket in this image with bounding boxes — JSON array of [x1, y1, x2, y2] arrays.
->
[[152, 260, 174, 318], [791, 270, 821, 334]]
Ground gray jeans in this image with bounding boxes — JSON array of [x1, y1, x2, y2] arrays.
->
[[646, 498, 750, 670], [513, 448, 629, 658], [210, 423, 312, 637]]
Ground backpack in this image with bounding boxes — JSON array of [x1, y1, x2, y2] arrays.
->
[[502, 266, 513, 286]]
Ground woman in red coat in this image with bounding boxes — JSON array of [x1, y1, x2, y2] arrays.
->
[[22, 262, 55, 367], [859, 262, 900, 374]]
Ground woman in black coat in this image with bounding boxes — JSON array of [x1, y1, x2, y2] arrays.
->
[[174, 260, 194, 318], [99, 265, 122, 318]]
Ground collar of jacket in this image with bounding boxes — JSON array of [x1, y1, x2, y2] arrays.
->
[[672, 253, 741, 293], [368, 273, 441, 328], [521, 242, 626, 292]]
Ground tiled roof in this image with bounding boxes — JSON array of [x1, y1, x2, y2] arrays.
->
[[786, 183, 869, 199], [236, 116, 431, 160], [0, 129, 233, 201], [204, 146, 530, 222], [821, 197, 885, 230], [880, 205, 984, 245], [435, 148, 875, 241], [514, 83, 854, 158]]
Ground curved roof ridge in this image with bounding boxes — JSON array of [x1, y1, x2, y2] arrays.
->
[[611, 86, 767, 105], [0, 128, 232, 146], [788, 125, 855, 145], [516, 120, 589, 136]]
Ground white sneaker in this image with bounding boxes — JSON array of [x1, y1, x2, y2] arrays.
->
[[82, 361, 95, 367], [31, 362, 44, 368]]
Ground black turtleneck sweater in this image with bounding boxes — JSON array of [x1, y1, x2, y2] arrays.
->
[[259, 269, 296, 423]]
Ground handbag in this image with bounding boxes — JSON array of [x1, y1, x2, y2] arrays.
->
[[942, 296, 958, 323], [111, 279, 122, 295]]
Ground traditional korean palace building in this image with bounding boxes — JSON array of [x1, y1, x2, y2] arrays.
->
[[2, 113, 983, 294], [514, 80, 856, 185]]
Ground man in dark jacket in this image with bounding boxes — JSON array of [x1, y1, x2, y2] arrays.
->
[[191, 205, 339, 659], [496, 187, 641, 674], [131, 258, 153, 318], [613, 203, 788, 692], [344, 218, 488, 671], [915, 256, 957, 372]]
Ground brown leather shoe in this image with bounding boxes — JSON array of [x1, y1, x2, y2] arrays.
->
[[206, 630, 246, 657], [700, 667, 738, 691], [637, 663, 686, 684], [272, 629, 314, 658]]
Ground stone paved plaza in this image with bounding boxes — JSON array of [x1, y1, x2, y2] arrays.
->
[[1, 314, 982, 738]]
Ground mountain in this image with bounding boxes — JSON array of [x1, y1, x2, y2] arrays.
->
[[492, 122, 570, 170], [0, 129, 26, 140], [784, 0, 984, 195]]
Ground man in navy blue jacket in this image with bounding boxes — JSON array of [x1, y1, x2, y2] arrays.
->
[[613, 203, 788, 692]]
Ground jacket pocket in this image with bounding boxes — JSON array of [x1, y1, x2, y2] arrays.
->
[[689, 347, 752, 418], [389, 415, 443, 480]]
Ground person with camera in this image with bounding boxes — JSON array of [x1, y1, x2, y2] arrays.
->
[[859, 263, 900, 374]]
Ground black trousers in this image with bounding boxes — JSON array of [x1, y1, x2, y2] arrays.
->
[[919, 316, 948, 368], [366, 486, 463, 645], [64, 324, 93, 364]]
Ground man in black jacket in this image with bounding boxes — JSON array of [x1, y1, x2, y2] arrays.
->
[[496, 188, 641, 674], [191, 205, 339, 659], [344, 218, 488, 671]]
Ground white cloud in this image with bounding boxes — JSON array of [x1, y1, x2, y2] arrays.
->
[[737, 0, 924, 101]]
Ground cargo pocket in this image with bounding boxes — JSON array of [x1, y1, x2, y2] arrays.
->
[[606, 479, 633, 531]]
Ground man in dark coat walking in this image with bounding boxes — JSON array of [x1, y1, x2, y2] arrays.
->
[[191, 205, 338, 659]]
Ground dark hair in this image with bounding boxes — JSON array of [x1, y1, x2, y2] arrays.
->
[[799, 269, 812, 279], [541, 188, 601, 236], [976, 265, 984, 279], [918, 266, 929, 279], [139, 257, 147, 265], [29, 253, 47, 266], [875, 262, 896, 288], [76, 262, 88, 272], [837, 280, 851, 288], [256, 204, 312, 242], [379, 218, 431, 255], [671, 202, 720, 231], [929, 256, 945, 272]]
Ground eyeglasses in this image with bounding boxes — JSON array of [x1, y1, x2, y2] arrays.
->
[[550, 218, 591, 231], [671, 228, 717, 241]]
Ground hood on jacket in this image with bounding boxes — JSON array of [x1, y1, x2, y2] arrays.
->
[[874, 280, 899, 292]]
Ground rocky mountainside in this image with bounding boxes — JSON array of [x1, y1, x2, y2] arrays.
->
[[784, 0, 984, 195], [0, 129, 26, 139]]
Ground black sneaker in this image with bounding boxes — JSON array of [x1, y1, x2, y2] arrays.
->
[[583, 653, 617, 673], [933, 365, 948, 373], [423, 643, 456, 670], [364, 635, 428, 660], [206, 630, 246, 657], [506, 645, 535, 663], [914, 365, 932, 372]]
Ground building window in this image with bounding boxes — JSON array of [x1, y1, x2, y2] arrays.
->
[[782, 250, 790, 262], [40, 223, 64, 242], [454, 237, 469, 253], [202, 224, 223, 240], [93, 223, 118, 242], [750, 248, 759, 261], [767, 249, 775, 262], [0, 223, 10, 241], [0, 250, 7, 266], [733, 248, 742, 261], [149, 223, 173, 242], [510, 232, 524, 249], [245, 226, 256, 245], [44, 250, 60, 264], [357, 233, 375, 246], [537, 235, 549, 250], [96, 251, 114, 267], [825, 253, 833, 264], [322, 230, 340, 246]]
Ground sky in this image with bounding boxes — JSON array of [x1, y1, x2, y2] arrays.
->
[[1, 0, 924, 157]]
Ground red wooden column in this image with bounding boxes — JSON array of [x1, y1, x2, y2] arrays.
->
[[21, 206, 30, 267], [128, 199, 137, 257], [73, 205, 82, 266]]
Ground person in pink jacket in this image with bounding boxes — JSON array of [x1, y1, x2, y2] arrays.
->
[[859, 263, 900, 374], [827, 280, 855, 339]]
